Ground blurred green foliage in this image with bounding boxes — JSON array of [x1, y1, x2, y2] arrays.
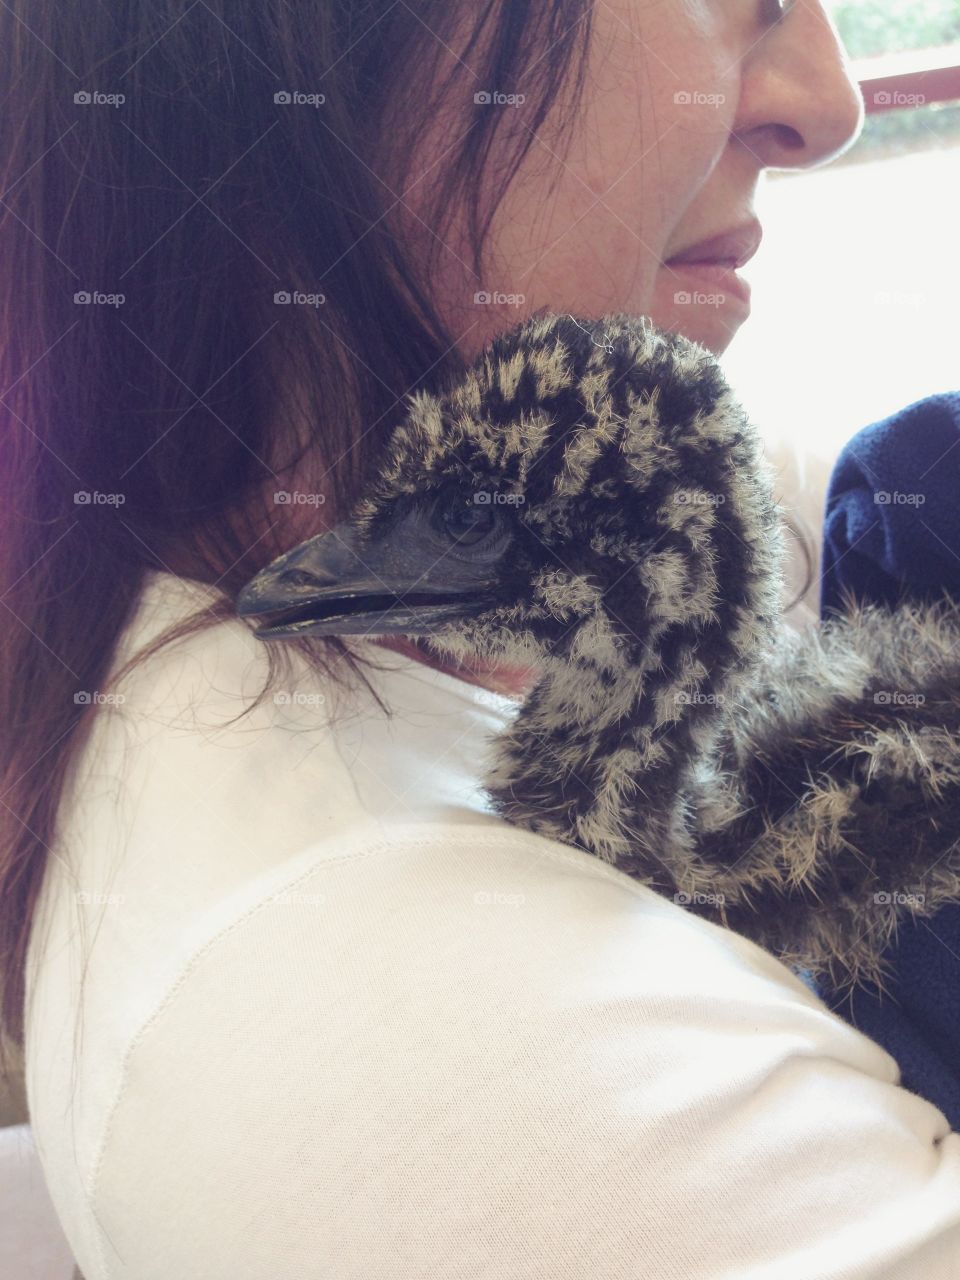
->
[[824, 0, 960, 164], [844, 102, 960, 164], [830, 0, 960, 59]]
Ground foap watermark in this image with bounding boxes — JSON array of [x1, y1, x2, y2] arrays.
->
[[474, 290, 525, 307], [873, 690, 926, 707], [274, 490, 326, 506], [274, 90, 326, 107], [674, 289, 725, 308], [675, 690, 725, 706], [873, 890, 925, 908], [872, 90, 926, 108], [274, 290, 326, 307], [472, 687, 521, 710], [74, 690, 125, 706], [474, 890, 525, 907], [472, 490, 524, 506], [273, 690, 327, 707], [674, 890, 725, 906], [266, 889, 327, 906], [675, 490, 725, 507], [474, 90, 526, 107], [76, 890, 125, 906], [74, 490, 126, 506], [74, 290, 125, 308], [873, 289, 924, 310], [873, 490, 925, 506], [673, 90, 725, 107], [74, 90, 125, 107]]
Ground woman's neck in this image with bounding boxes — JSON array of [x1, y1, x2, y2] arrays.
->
[[374, 635, 539, 698]]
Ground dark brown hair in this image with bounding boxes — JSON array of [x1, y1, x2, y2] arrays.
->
[[0, 0, 595, 1068], [0, 0, 817, 1081]]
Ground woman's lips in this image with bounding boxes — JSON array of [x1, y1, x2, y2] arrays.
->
[[661, 219, 760, 313], [667, 221, 762, 268]]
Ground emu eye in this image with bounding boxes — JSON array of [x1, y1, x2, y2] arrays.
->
[[431, 483, 500, 547]]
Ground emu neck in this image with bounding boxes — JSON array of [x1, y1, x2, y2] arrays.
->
[[486, 633, 736, 883]]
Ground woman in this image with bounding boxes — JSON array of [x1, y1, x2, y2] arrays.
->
[[3, 2, 960, 1276]]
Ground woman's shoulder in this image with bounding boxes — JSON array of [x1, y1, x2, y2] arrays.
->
[[24, 574, 960, 1277], [28, 816, 960, 1278]]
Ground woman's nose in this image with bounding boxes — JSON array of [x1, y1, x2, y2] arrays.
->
[[733, 0, 865, 170]]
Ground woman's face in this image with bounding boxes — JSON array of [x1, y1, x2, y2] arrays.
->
[[398, 0, 863, 358]]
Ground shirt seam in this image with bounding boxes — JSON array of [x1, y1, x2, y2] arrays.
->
[[85, 821, 650, 1279]]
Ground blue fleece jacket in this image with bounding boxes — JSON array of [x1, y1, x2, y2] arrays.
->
[[817, 390, 960, 1129]]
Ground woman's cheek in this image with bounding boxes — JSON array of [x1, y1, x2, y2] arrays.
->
[[667, 45, 741, 146], [651, 0, 742, 131]]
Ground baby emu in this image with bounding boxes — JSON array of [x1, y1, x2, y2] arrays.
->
[[238, 312, 960, 995]]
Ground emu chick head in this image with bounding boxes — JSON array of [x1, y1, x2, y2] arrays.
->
[[238, 313, 784, 713]]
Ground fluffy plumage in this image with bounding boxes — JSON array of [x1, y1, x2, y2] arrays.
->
[[237, 312, 960, 994]]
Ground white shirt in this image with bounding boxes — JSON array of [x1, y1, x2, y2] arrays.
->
[[24, 570, 960, 1280]]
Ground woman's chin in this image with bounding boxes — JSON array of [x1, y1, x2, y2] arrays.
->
[[649, 277, 750, 354]]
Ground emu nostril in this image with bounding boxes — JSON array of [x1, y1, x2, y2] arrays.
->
[[281, 568, 323, 591]]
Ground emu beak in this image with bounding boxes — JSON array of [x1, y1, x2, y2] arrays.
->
[[236, 518, 493, 639]]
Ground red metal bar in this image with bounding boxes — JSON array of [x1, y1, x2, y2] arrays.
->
[[855, 47, 960, 115]]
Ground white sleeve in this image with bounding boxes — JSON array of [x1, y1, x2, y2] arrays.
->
[[80, 827, 960, 1280]]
